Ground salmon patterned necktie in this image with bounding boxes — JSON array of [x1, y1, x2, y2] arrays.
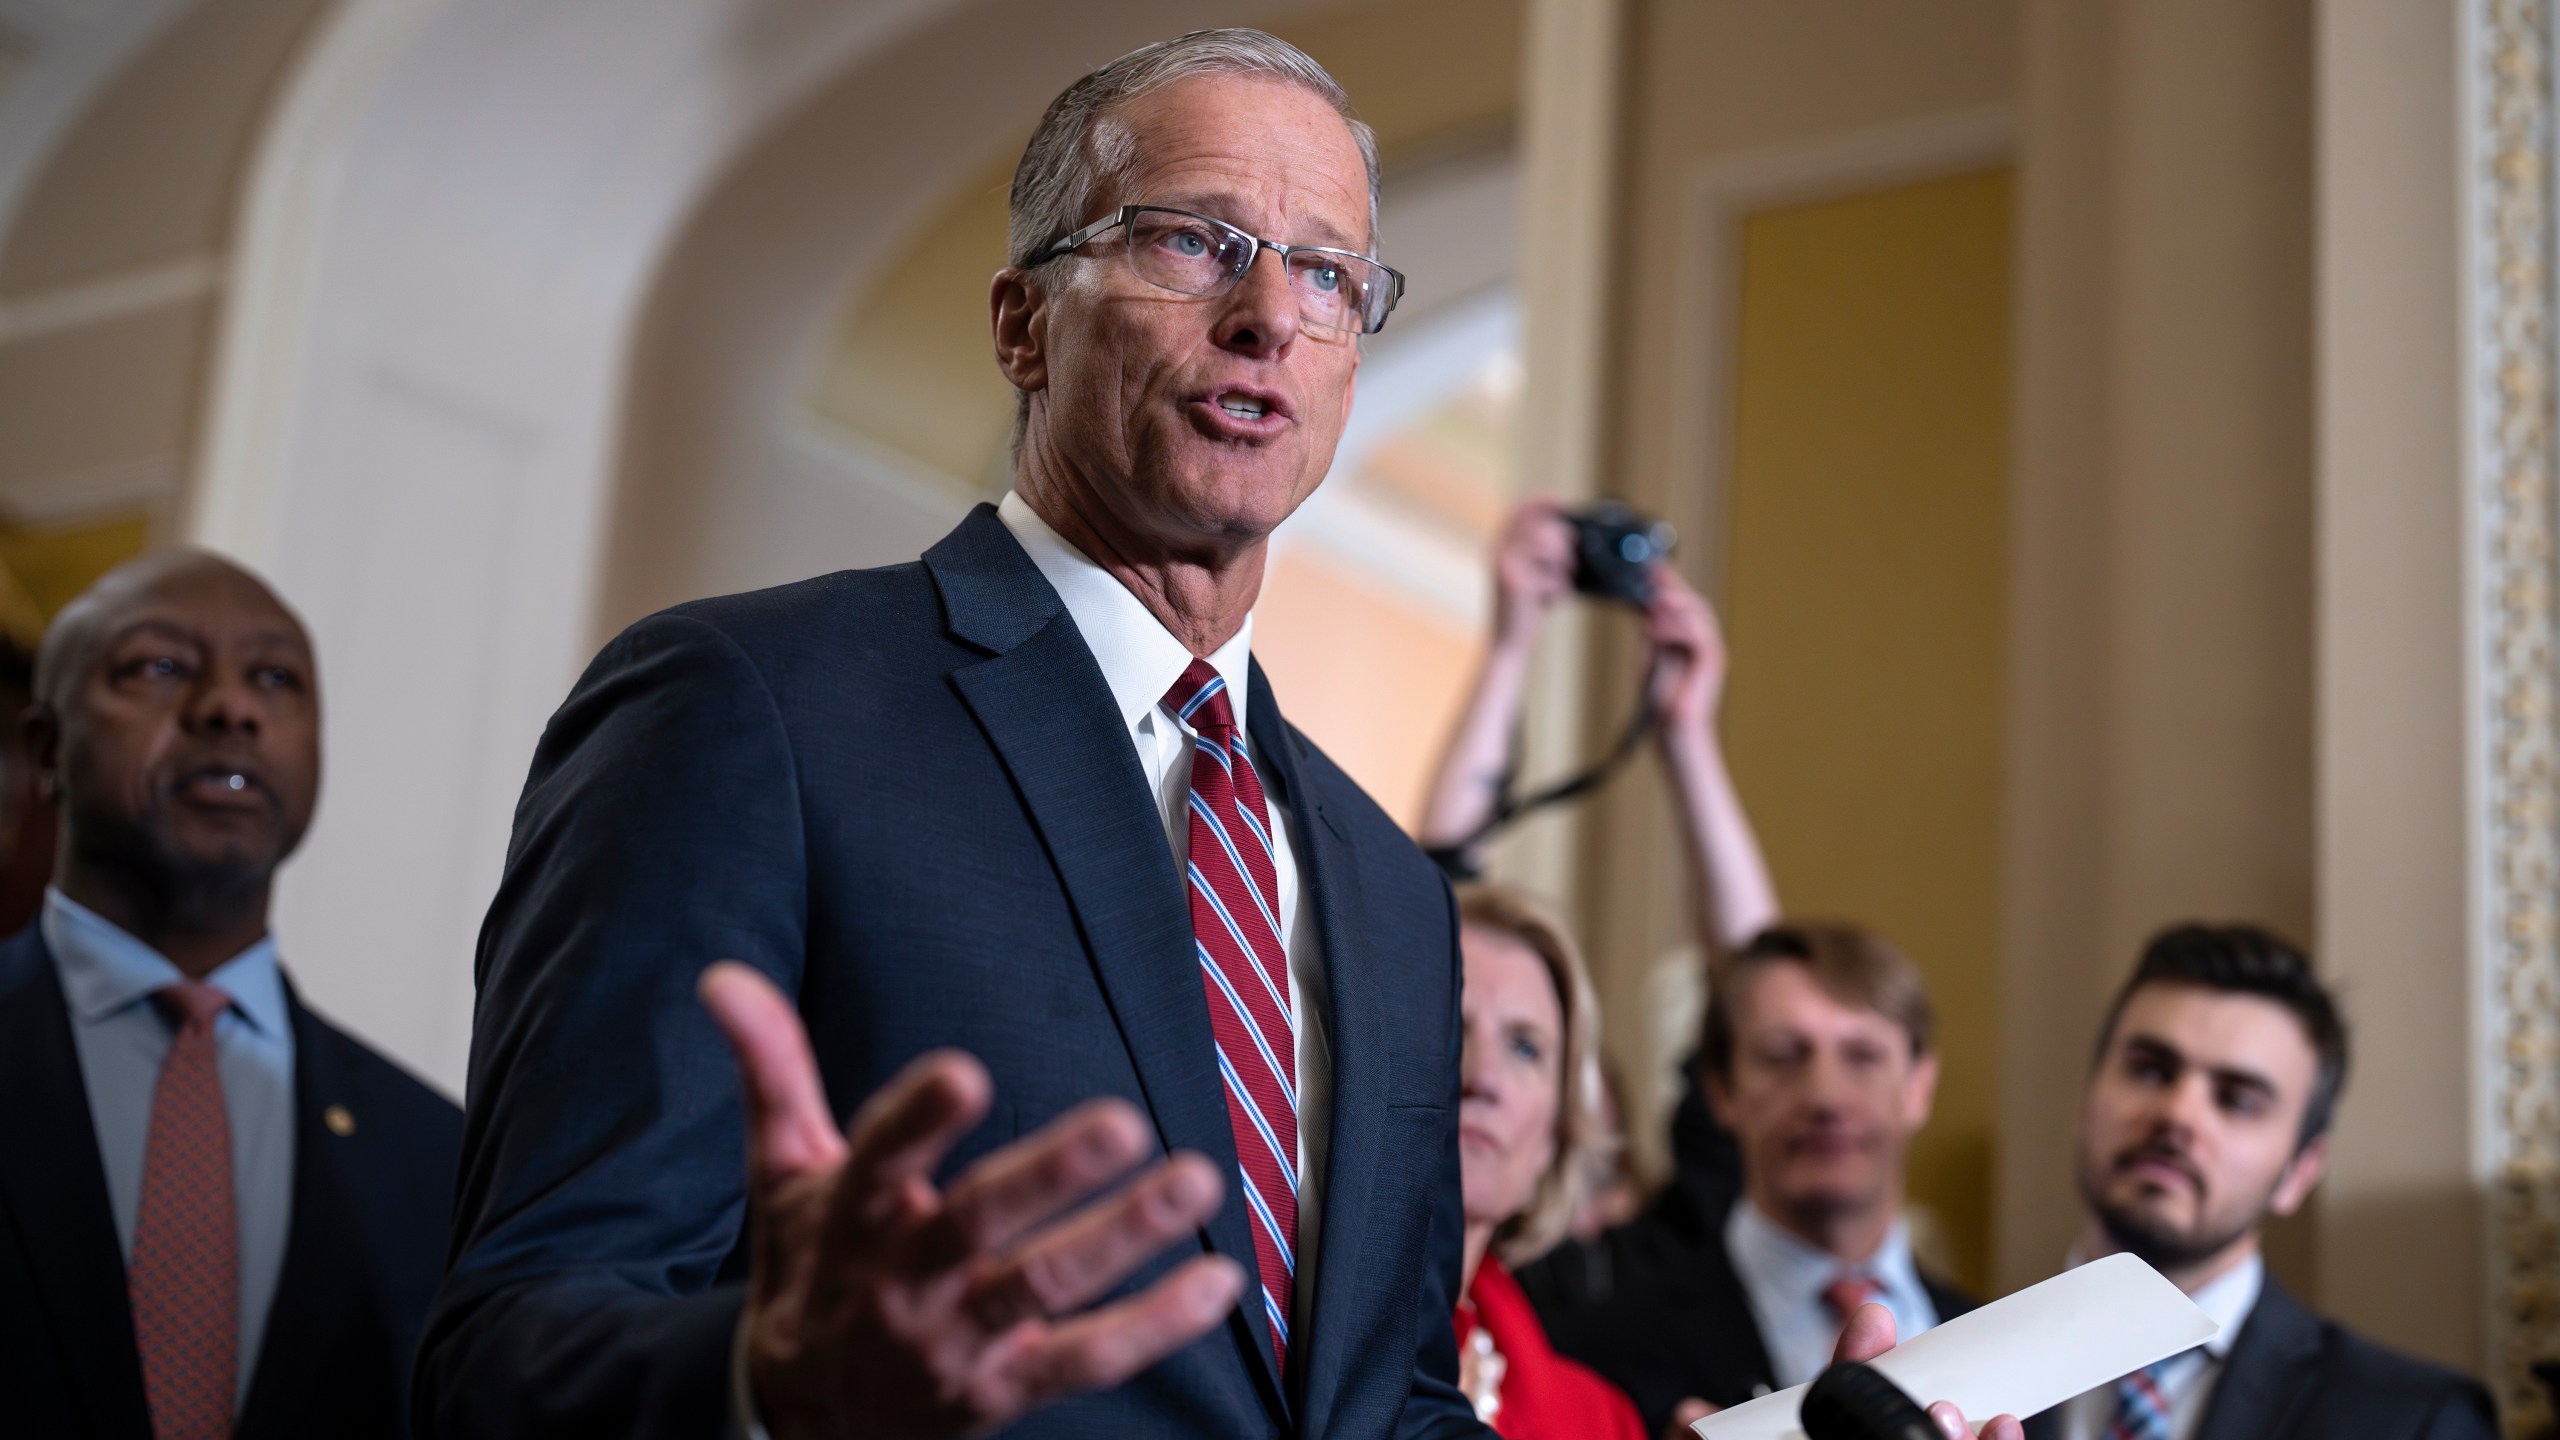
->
[[1165, 658, 1299, 1369], [128, 981, 238, 1440], [1821, 1273, 1884, 1326]]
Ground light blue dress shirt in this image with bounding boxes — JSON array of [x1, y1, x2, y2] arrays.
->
[[46, 887, 296, 1405], [1725, 1199, 1941, 1389]]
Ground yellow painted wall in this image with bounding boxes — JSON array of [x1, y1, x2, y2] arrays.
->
[[1718, 168, 2012, 1291]]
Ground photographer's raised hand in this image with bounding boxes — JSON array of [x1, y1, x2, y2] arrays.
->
[[698, 962, 1245, 1439], [1639, 563, 1779, 954], [1641, 564, 1730, 738], [1420, 497, 1578, 854], [1491, 497, 1577, 656]]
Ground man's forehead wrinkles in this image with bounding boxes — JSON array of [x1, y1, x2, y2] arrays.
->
[[104, 616, 205, 648]]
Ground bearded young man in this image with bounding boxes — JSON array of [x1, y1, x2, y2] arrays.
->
[[2029, 926, 2496, 1440]]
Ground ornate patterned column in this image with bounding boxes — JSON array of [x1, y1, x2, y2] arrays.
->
[[2479, 1, 2560, 1431]]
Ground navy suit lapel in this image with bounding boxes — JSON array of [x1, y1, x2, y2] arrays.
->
[[1247, 663, 1387, 1431], [926, 507, 1287, 1414], [234, 990, 368, 1440], [0, 929, 153, 1440], [2193, 1274, 2322, 1440]]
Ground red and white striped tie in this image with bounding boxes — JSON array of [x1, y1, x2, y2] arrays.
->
[[1166, 658, 1298, 1369]]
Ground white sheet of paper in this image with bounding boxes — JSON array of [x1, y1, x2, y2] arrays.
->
[[1693, 1253, 2217, 1439]]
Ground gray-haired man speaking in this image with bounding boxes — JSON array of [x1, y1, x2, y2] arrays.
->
[[420, 29, 2012, 1440], [419, 29, 1473, 1440]]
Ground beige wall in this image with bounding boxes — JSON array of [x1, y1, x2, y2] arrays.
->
[[1719, 169, 2014, 1292], [1998, 0, 2318, 1295], [2313, 0, 2483, 1386], [1569, 0, 2019, 1217]]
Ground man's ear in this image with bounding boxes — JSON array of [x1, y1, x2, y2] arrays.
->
[[23, 705, 59, 804], [2268, 1134, 2330, 1217], [1902, 1050, 1941, 1132], [990, 267, 1049, 395], [1703, 1064, 1738, 1131]]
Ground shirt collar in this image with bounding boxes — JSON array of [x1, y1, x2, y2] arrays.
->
[[1727, 1198, 1926, 1303], [43, 886, 289, 1039], [997, 491, 1255, 735], [2186, 1250, 2263, 1359], [2060, 1246, 2262, 1360]]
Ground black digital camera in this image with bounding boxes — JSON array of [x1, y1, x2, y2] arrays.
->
[[1566, 502, 1677, 607]]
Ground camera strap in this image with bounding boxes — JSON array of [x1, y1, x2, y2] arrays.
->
[[1424, 662, 1660, 882]]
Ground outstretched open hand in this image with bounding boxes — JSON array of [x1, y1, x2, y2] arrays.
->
[[699, 962, 1245, 1439]]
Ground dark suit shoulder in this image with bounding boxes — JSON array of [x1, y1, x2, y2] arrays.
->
[[658, 560, 933, 652], [2208, 1275, 2498, 1440], [2314, 1323, 2498, 1431], [1268, 716, 1444, 891], [1922, 1271, 1979, 1321], [294, 996, 464, 1138], [0, 923, 45, 996]]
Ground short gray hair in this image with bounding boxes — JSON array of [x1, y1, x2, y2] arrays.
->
[[1006, 29, 1382, 268]]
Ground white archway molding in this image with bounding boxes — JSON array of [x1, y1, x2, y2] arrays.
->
[[193, 0, 1131, 1090], [0, 0, 204, 250]]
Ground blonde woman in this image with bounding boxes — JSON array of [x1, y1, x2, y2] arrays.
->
[[1451, 886, 1647, 1439]]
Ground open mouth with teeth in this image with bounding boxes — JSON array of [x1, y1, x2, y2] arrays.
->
[[1218, 393, 1270, 420]]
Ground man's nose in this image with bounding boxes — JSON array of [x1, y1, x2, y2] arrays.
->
[[186, 671, 263, 735], [2161, 1073, 2215, 1133], [1213, 246, 1303, 356]]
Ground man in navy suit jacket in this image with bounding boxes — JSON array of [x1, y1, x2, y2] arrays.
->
[[420, 30, 1485, 1440], [0, 551, 462, 1438], [2025, 926, 2495, 1440]]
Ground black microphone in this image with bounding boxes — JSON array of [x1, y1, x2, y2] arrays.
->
[[1799, 1360, 1941, 1440]]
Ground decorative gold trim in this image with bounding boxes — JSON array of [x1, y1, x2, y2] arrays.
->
[[2484, 1, 2560, 1432]]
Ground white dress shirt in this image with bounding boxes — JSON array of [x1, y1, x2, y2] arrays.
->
[[997, 490, 1334, 1321], [1725, 1200, 1941, 1390], [46, 887, 296, 1405], [2054, 1251, 2262, 1440]]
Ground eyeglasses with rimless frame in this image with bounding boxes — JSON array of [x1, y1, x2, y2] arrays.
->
[[1034, 205, 1406, 336]]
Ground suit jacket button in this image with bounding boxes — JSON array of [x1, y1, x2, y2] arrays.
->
[[325, 1104, 357, 1137]]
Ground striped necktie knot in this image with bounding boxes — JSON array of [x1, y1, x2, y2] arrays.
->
[[153, 980, 233, 1033], [2105, 1353, 2192, 1440], [1167, 658, 1236, 736], [1821, 1273, 1883, 1324]]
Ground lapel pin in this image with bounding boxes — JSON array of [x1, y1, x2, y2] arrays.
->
[[325, 1104, 357, 1137]]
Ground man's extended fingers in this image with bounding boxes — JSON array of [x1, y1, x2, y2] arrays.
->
[[997, 1254, 1247, 1410], [1832, 1301, 1898, 1366], [926, 1098, 1157, 1272], [700, 962, 847, 1183], [829, 1047, 996, 1232], [961, 1152, 1224, 1328]]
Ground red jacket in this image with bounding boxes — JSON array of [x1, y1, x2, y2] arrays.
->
[[1456, 1258, 1650, 1440]]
